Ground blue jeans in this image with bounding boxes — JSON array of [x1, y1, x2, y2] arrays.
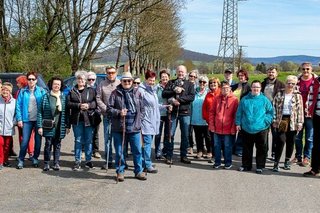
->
[[72, 122, 94, 162], [154, 116, 168, 157], [103, 117, 113, 163], [163, 114, 190, 158], [113, 132, 143, 175], [18, 121, 42, 162], [214, 133, 233, 166], [142, 134, 154, 169], [295, 117, 313, 159]]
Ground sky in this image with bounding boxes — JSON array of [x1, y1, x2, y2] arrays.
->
[[180, 0, 320, 57]]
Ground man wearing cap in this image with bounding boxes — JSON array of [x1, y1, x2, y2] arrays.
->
[[107, 72, 146, 181], [162, 65, 195, 164], [224, 69, 237, 86], [96, 66, 120, 169]]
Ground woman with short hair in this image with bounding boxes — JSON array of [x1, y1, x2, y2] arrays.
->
[[37, 77, 69, 171], [67, 70, 97, 171]]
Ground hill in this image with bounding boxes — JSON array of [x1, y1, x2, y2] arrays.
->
[[92, 48, 320, 65]]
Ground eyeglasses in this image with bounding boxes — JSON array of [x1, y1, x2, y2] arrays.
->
[[287, 82, 295, 85], [209, 82, 217, 84], [189, 75, 196, 78], [222, 87, 230, 90], [133, 82, 140, 84], [28, 78, 36, 81], [107, 72, 116, 75], [302, 68, 310, 71], [122, 80, 132, 83], [88, 79, 95, 81], [199, 81, 207, 84]]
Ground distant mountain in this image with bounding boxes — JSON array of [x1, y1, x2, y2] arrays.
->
[[93, 48, 320, 65], [247, 55, 320, 65]]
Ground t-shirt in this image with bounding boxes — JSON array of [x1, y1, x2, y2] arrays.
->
[[298, 78, 313, 108], [28, 91, 37, 121], [282, 93, 293, 115]]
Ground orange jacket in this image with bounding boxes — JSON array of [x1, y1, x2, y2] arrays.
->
[[202, 89, 220, 123], [208, 92, 238, 135]]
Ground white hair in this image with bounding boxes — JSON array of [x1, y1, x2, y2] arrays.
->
[[75, 70, 88, 80]]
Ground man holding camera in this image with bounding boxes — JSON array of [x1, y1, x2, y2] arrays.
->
[[162, 65, 195, 164]]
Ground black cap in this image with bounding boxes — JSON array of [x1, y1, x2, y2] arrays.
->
[[224, 69, 232, 73]]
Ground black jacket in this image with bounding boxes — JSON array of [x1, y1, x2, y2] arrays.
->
[[231, 81, 251, 100], [67, 86, 97, 126], [162, 78, 195, 115]]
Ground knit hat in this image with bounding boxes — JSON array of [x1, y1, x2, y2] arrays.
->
[[2, 82, 13, 93]]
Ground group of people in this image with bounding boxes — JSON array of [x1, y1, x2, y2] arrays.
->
[[0, 62, 320, 182]]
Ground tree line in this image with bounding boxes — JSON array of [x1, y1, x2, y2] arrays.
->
[[0, 0, 184, 78]]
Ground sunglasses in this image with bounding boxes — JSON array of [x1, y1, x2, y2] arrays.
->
[[107, 72, 116, 74], [122, 80, 132, 83], [133, 82, 140, 84], [209, 82, 217, 84], [199, 81, 207, 84], [287, 82, 295, 85], [302, 68, 310, 71], [88, 79, 95, 81], [28, 78, 36, 81]]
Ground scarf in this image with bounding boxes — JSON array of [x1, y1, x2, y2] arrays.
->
[[50, 90, 62, 112], [121, 87, 136, 113]]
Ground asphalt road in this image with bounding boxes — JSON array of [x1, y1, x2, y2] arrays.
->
[[1, 127, 320, 213]]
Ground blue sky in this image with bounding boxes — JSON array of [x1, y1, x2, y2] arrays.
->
[[180, 0, 320, 57]]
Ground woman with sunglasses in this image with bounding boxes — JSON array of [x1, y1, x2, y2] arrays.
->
[[16, 71, 46, 169], [67, 70, 97, 171], [202, 77, 221, 162], [272, 75, 304, 172], [191, 75, 211, 159]]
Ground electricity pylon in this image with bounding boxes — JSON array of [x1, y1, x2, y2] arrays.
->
[[217, 0, 244, 73]]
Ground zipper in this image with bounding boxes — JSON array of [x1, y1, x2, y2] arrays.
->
[[2, 101, 6, 135]]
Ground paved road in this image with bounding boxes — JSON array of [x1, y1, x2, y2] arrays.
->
[[1, 127, 320, 213]]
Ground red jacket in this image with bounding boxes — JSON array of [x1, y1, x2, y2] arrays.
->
[[202, 89, 220, 123], [208, 92, 238, 135]]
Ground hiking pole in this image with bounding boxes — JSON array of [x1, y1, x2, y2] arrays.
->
[[167, 105, 173, 168], [105, 119, 112, 173], [116, 110, 126, 184]]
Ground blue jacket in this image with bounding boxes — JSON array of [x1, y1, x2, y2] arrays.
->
[[191, 87, 208, 125], [235, 93, 273, 134], [139, 82, 161, 135], [16, 86, 46, 122]]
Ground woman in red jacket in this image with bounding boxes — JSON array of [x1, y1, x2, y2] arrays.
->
[[209, 80, 239, 169]]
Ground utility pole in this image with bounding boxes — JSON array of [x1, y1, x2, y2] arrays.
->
[[238, 45, 247, 71], [217, 0, 246, 73]]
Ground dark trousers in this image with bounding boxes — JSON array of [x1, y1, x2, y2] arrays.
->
[[92, 123, 100, 153], [311, 114, 320, 173], [44, 136, 61, 165], [193, 125, 211, 153], [188, 125, 194, 148], [274, 119, 296, 163], [242, 129, 268, 169]]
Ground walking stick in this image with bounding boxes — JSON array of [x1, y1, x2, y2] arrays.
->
[[105, 119, 112, 173], [167, 105, 173, 168], [116, 113, 126, 184]]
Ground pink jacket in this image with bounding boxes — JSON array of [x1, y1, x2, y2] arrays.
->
[[208, 92, 238, 135]]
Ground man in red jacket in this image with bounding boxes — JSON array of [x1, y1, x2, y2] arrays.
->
[[209, 81, 239, 169]]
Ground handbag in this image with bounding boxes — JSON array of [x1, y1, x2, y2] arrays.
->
[[42, 119, 55, 129], [89, 110, 102, 127], [278, 117, 289, 132]]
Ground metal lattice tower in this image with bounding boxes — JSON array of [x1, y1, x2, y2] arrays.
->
[[217, 0, 240, 72]]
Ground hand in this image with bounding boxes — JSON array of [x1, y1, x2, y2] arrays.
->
[[172, 99, 180, 106], [120, 109, 128, 117], [272, 122, 278, 128], [18, 121, 23, 128], [38, 128, 43, 136], [167, 105, 173, 112], [174, 86, 184, 94], [236, 125, 241, 132], [66, 128, 70, 134], [80, 103, 89, 110], [297, 125, 302, 132]]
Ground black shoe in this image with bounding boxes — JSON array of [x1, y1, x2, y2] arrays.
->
[[43, 164, 50, 171], [238, 166, 251, 171], [73, 162, 81, 171], [85, 161, 94, 169], [53, 164, 60, 171], [181, 157, 191, 164], [165, 158, 173, 165], [3, 162, 12, 167]]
